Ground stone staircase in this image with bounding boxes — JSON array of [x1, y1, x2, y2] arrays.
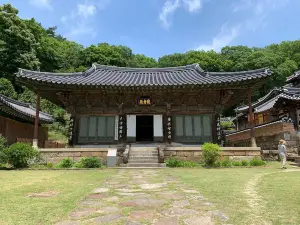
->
[[121, 147, 166, 168]]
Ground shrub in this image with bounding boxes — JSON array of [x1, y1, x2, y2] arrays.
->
[[47, 162, 54, 169], [214, 161, 221, 167], [0, 136, 8, 164], [220, 157, 232, 167], [202, 143, 221, 166], [73, 160, 83, 168], [249, 157, 266, 166], [166, 158, 199, 168], [56, 158, 73, 168], [241, 160, 249, 166], [220, 121, 234, 130], [4, 143, 38, 168], [77, 157, 102, 168], [232, 161, 242, 166], [179, 160, 199, 168], [166, 158, 182, 167]]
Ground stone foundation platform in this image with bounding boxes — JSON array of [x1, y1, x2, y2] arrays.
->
[[40, 146, 261, 164], [164, 147, 260, 161]]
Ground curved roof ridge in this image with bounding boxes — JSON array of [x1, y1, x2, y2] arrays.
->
[[0, 94, 30, 107], [235, 87, 280, 112], [16, 64, 273, 87], [287, 70, 300, 81], [18, 68, 84, 76], [255, 95, 279, 112], [0, 94, 53, 123], [208, 67, 270, 76], [93, 63, 203, 72]]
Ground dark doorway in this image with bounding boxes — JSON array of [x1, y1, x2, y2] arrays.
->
[[136, 115, 154, 142]]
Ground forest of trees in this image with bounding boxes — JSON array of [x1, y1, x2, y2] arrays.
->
[[1, 3, 300, 139]]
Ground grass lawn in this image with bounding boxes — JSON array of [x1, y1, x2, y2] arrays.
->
[[0, 169, 115, 225], [169, 162, 300, 225]]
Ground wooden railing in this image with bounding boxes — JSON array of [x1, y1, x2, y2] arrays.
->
[[16, 138, 65, 148]]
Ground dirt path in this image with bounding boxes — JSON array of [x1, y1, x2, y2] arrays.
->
[[56, 169, 229, 225], [244, 173, 271, 225], [243, 168, 300, 225]]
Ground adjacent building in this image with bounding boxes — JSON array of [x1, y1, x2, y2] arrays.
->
[[235, 70, 300, 131], [0, 94, 53, 146], [16, 64, 272, 147], [227, 70, 300, 154]]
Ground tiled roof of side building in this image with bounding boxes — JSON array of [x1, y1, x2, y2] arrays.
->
[[0, 95, 53, 124], [236, 88, 300, 114], [287, 70, 300, 83], [235, 88, 281, 112], [16, 64, 272, 87]]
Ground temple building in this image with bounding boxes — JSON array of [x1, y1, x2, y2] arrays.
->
[[226, 70, 300, 159], [235, 70, 300, 131], [16, 64, 272, 147], [0, 94, 53, 146]]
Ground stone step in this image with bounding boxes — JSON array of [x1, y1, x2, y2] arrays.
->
[[130, 150, 158, 153], [129, 153, 158, 156], [120, 163, 166, 168], [128, 159, 158, 163], [129, 156, 158, 160], [130, 147, 157, 151]]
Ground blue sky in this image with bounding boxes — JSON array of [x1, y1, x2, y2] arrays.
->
[[2, 0, 300, 58]]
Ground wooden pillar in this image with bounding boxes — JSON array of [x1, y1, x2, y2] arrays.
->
[[33, 90, 40, 148], [248, 88, 257, 147]]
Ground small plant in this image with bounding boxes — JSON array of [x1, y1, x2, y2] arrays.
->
[[73, 160, 83, 168], [241, 160, 249, 166], [166, 158, 199, 168], [214, 161, 221, 167], [4, 143, 38, 168], [220, 157, 232, 167], [220, 121, 234, 130], [81, 157, 102, 168], [56, 158, 73, 168], [166, 158, 182, 167], [180, 161, 199, 168], [47, 162, 54, 169], [249, 157, 266, 166], [232, 161, 242, 166], [202, 143, 222, 166], [0, 136, 8, 164]]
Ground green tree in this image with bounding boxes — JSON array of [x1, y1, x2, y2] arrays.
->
[[0, 78, 17, 98], [0, 4, 40, 79]]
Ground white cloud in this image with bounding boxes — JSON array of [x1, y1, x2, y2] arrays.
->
[[159, 0, 203, 29], [159, 0, 181, 29], [232, 0, 290, 31], [183, 0, 202, 12], [196, 25, 240, 52], [29, 0, 52, 10], [61, 1, 109, 40], [194, 0, 290, 52], [77, 3, 97, 18], [233, 0, 289, 14]]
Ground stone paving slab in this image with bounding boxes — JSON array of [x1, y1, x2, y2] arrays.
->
[[55, 169, 228, 225]]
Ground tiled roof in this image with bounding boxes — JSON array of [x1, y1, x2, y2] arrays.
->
[[16, 64, 272, 87], [287, 70, 300, 83], [235, 88, 281, 112], [236, 87, 300, 114], [0, 95, 53, 124]]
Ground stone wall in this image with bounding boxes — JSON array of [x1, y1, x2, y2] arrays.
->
[[164, 147, 261, 161], [39, 147, 260, 165], [226, 121, 299, 151], [40, 148, 109, 164]]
